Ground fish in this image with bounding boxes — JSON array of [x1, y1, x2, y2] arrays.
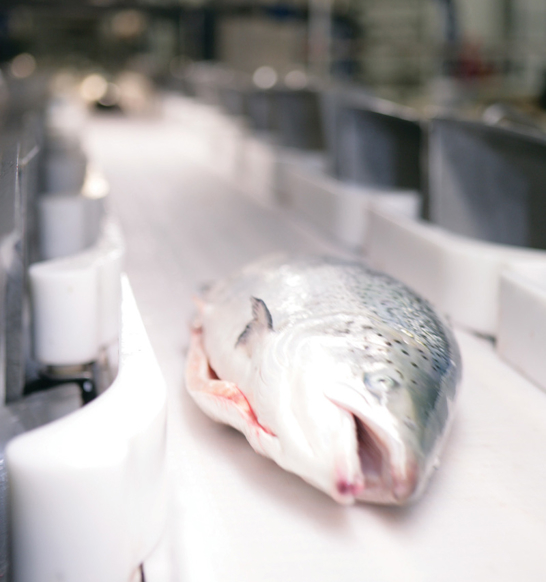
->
[[185, 254, 462, 505]]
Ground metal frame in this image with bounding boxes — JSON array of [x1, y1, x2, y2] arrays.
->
[[321, 87, 424, 200], [429, 116, 546, 249]]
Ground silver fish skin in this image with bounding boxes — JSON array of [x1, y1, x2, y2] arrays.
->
[[185, 254, 462, 505]]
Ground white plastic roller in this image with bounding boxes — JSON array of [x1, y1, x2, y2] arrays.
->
[[29, 218, 124, 366]]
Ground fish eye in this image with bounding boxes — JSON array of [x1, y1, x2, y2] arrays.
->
[[364, 372, 399, 397]]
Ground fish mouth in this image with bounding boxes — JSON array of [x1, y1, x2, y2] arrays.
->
[[353, 415, 419, 504], [333, 410, 420, 505], [326, 386, 421, 505], [354, 416, 385, 492]]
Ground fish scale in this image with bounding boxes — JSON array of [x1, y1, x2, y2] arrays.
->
[[264, 257, 453, 374]]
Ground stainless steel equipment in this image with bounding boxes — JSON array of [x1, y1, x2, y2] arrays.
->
[[429, 116, 546, 249]]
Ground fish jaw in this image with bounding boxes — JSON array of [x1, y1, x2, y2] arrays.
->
[[325, 386, 423, 505], [271, 336, 421, 505], [355, 414, 421, 504], [290, 403, 365, 505]]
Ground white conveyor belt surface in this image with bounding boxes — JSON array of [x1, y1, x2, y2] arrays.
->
[[85, 110, 546, 582]]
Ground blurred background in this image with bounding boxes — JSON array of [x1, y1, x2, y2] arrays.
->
[[1, 0, 546, 114]]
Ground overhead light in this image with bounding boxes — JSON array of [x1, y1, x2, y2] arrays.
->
[[111, 10, 147, 39], [285, 69, 308, 90], [11, 53, 36, 79], [253, 66, 278, 90], [80, 74, 108, 102]]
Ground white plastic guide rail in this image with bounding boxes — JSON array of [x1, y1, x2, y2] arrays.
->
[[7, 276, 168, 582], [497, 263, 546, 389], [5, 106, 167, 579], [283, 161, 421, 250]]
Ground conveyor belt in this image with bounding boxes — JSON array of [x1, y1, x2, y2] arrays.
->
[[85, 108, 546, 582]]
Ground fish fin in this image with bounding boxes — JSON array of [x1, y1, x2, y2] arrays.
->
[[186, 326, 276, 444], [235, 297, 274, 354]]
